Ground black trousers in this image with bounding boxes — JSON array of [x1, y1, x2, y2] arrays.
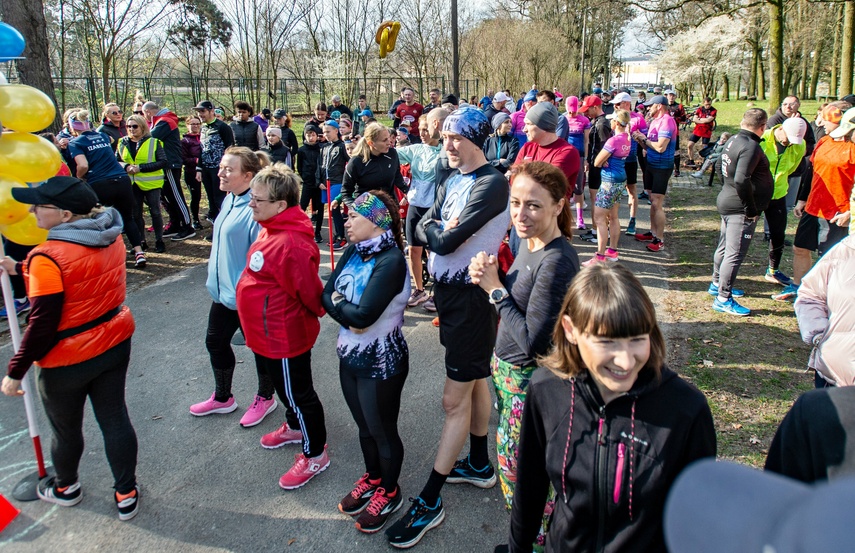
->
[[184, 167, 202, 222], [339, 368, 407, 491], [205, 301, 274, 401], [37, 339, 138, 493], [162, 167, 191, 227], [255, 350, 327, 458], [300, 185, 323, 235], [200, 167, 227, 220], [88, 176, 144, 248], [764, 197, 788, 270]]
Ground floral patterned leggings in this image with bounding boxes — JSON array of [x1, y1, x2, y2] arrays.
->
[[492, 354, 554, 549]]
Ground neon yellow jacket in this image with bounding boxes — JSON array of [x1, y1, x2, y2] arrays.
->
[[117, 136, 165, 191], [760, 126, 806, 200]]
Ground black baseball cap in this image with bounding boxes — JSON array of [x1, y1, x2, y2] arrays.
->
[[193, 100, 215, 111], [441, 94, 459, 106], [12, 176, 99, 214], [273, 108, 287, 118]]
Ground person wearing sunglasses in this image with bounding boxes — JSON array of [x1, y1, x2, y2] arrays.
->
[[96, 103, 127, 152]]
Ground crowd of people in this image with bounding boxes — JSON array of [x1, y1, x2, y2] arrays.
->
[[2, 81, 855, 552]]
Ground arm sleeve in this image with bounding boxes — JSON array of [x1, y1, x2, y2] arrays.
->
[[221, 123, 235, 149], [508, 383, 552, 552], [414, 182, 445, 246], [764, 396, 817, 481], [341, 157, 359, 207], [680, 397, 718, 467], [421, 176, 509, 256], [391, 155, 408, 194], [505, 138, 521, 167], [138, 141, 168, 173], [181, 139, 195, 166], [326, 253, 406, 329], [733, 147, 761, 217], [320, 250, 349, 327], [794, 258, 832, 345], [6, 293, 64, 379], [797, 162, 813, 203], [287, 130, 299, 158], [497, 254, 577, 360], [280, 247, 325, 318], [257, 126, 266, 148]]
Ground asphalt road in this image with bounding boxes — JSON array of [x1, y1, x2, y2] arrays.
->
[[0, 184, 680, 552]]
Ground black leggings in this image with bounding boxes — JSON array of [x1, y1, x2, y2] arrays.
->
[[88, 176, 144, 248], [764, 197, 788, 270], [200, 167, 227, 220], [184, 167, 201, 222], [37, 339, 137, 493], [205, 301, 274, 401], [255, 351, 327, 458], [300, 185, 323, 235], [339, 368, 408, 491]]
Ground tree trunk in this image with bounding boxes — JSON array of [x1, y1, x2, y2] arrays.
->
[[0, 0, 61, 132], [748, 44, 758, 96], [451, 0, 459, 96], [809, 37, 824, 100], [767, 0, 783, 109], [831, 4, 842, 97], [758, 46, 767, 101], [841, 0, 855, 96], [722, 74, 730, 101]]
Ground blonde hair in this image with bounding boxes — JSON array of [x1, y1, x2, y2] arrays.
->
[[223, 146, 263, 175], [352, 122, 389, 163], [610, 109, 630, 128], [255, 149, 271, 168], [539, 264, 665, 380], [251, 163, 301, 207], [126, 114, 150, 137], [101, 103, 121, 122]]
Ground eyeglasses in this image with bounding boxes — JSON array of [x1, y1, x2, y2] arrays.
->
[[110, 110, 122, 115], [127, 124, 140, 129], [34, 204, 62, 212], [249, 194, 279, 203]]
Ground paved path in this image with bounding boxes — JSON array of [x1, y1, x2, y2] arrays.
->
[[0, 177, 706, 551]]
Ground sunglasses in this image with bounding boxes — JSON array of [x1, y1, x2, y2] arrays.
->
[[110, 110, 122, 115], [133, 111, 143, 115], [127, 124, 140, 129]]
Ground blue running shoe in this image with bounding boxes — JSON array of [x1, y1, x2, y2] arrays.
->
[[0, 298, 30, 318], [764, 268, 793, 287], [707, 283, 745, 298], [386, 496, 445, 549], [446, 457, 497, 489], [712, 297, 751, 316], [771, 283, 799, 302], [625, 219, 637, 236]]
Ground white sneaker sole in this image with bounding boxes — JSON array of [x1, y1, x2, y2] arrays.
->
[[388, 508, 446, 549], [189, 402, 238, 416], [260, 435, 302, 449], [279, 459, 330, 490]]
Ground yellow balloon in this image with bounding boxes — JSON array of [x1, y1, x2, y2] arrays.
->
[[0, 173, 29, 227], [1, 213, 47, 246], [0, 85, 57, 132], [0, 132, 62, 182]]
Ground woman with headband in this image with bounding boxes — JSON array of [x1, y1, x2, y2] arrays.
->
[[321, 191, 411, 535]]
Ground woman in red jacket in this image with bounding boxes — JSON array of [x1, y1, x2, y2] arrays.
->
[[235, 163, 329, 491]]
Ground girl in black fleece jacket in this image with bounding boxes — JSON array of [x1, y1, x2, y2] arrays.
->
[[505, 264, 716, 553]]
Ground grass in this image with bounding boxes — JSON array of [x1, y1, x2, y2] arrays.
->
[[702, 99, 823, 137]]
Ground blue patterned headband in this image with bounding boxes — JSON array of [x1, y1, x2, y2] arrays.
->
[[353, 192, 392, 230]]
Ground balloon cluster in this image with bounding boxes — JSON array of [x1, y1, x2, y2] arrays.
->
[[375, 21, 401, 59], [0, 22, 61, 246]]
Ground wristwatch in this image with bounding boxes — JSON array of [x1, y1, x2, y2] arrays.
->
[[489, 287, 510, 304]]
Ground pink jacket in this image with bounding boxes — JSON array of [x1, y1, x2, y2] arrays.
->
[[795, 235, 855, 385]]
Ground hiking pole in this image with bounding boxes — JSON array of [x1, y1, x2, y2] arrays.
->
[[326, 179, 335, 271], [0, 242, 53, 501]]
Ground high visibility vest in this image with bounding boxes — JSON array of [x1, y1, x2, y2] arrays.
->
[[118, 136, 164, 191]]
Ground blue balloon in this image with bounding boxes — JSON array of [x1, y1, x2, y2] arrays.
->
[[0, 22, 25, 61]]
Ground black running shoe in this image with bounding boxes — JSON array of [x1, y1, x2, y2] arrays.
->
[[355, 486, 403, 533], [339, 473, 378, 516], [37, 477, 83, 507], [446, 457, 497, 488], [171, 227, 196, 241], [115, 485, 140, 521], [385, 496, 445, 549], [162, 223, 179, 238]]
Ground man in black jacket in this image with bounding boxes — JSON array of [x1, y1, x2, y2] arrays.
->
[[710, 108, 773, 317], [193, 100, 234, 221]]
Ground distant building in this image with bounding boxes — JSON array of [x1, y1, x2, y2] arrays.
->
[[611, 56, 660, 89]]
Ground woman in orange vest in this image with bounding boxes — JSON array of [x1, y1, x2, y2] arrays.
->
[[1, 177, 139, 521]]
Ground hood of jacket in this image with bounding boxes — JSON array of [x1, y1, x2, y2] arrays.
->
[[100, 118, 126, 130], [47, 207, 124, 247], [259, 205, 314, 237], [152, 109, 179, 131]]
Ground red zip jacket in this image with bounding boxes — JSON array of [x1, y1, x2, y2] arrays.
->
[[236, 205, 325, 359]]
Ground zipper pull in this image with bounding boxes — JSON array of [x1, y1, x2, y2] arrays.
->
[[597, 416, 605, 445], [614, 443, 626, 504]]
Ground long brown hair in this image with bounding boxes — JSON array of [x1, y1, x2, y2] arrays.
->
[[539, 263, 665, 379], [509, 161, 573, 238]]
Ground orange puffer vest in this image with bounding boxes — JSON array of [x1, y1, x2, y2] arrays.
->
[[23, 238, 135, 368]]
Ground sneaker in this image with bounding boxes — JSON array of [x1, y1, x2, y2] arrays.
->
[[37, 477, 83, 507], [583, 254, 607, 267], [423, 296, 437, 313], [115, 485, 140, 521], [314, 233, 323, 243], [691, 171, 704, 179], [261, 422, 303, 449], [712, 297, 751, 316], [162, 223, 178, 238], [638, 191, 649, 200], [193, 220, 204, 231], [765, 268, 793, 287], [134, 251, 147, 268], [339, 473, 380, 515], [674, 169, 681, 177], [189, 393, 238, 416], [446, 457, 497, 488], [576, 221, 586, 231], [146, 225, 154, 233], [0, 298, 31, 317], [155, 240, 166, 253], [205, 214, 215, 224], [646, 239, 665, 252], [239, 395, 277, 428], [407, 289, 428, 307], [580, 231, 598, 243], [634, 231, 654, 242], [171, 227, 196, 241], [685, 159, 697, 167], [139, 240, 148, 251], [603, 248, 619, 261], [707, 283, 745, 297], [385, 496, 445, 549], [333, 239, 348, 251], [356, 486, 404, 534], [279, 446, 330, 490], [771, 283, 799, 302], [625, 219, 636, 236]]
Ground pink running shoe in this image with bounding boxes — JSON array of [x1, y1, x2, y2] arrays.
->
[[239, 395, 278, 428], [260, 422, 303, 449], [603, 248, 619, 261], [189, 393, 238, 416], [279, 446, 330, 490], [582, 254, 607, 267]]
